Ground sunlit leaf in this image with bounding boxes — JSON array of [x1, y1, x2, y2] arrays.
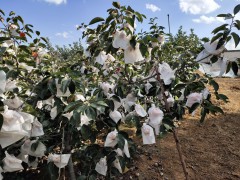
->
[[89, 17, 105, 25], [211, 24, 228, 34], [112, 1, 120, 9], [64, 100, 83, 112]]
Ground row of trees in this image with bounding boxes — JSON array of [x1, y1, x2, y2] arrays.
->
[[0, 2, 239, 179]]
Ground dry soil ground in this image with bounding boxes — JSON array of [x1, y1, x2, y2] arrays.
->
[[121, 78, 240, 180]]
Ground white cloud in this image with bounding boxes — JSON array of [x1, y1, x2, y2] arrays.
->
[[43, 0, 67, 5], [192, 15, 225, 24], [179, 0, 220, 14], [146, 4, 161, 12], [55, 32, 69, 38]]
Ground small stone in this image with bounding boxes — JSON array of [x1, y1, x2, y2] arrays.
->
[[160, 172, 164, 176], [129, 176, 133, 179], [154, 162, 159, 167], [135, 172, 140, 177]]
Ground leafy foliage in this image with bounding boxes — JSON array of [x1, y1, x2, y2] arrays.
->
[[0, 2, 236, 180]]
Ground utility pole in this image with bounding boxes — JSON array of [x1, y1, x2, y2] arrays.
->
[[167, 14, 171, 34]]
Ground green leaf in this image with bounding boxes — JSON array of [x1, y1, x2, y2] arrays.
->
[[31, 141, 39, 152], [216, 94, 229, 102], [69, 80, 75, 94], [22, 103, 37, 116], [205, 101, 224, 114], [135, 12, 144, 22], [0, 37, 11, 42], [224, 13, 234, 20], [6, 70, 19, 79], [33, 38, 39, 44], [81, 125, 91, 140], [127, 6, 135, 13], [112, 1, 120, 9], [232, 61, 238, 75], [234, 4, 240, 15], [38, 42, 46, 48], [107, 100, 115, 111], [189, 103, 200, 114], [41, 37, 48, 43], [210, 55, 218, 63], [130, 38, 136, 48], [116, 86, 124, 98], [209, 79, 219, 91], [96, 100, 108, 107], [211, 24, 228, 34], [85, 106, 96, 120], [77, 175, 87, 180], [89, 174, 97, 180], [89, 17, 105, 25], [9, 11, 15, 16], [61, 79, 71, 93], [125, 16, 135, 28], [211, 32, 223, 43], [90, 103, 106, 113], [200, 108, 207, 123], [217, 14, 228, 17], [0, 101, 3, 112], [0, 114, 3, 131], [234, 20, 240, 30], [48, 79, 56, 94], [0, 47, 7, 55], [212, 106, 224, 114], [117, 134, 125, 149], [231, 32, 240, 47], [151, 46, 159, 55], [36, 31, 40, 36], [19, 45, 31, 54], [45, 162, 58, 180], [226, 61, 231, 73], [226, 35, 232, 43], [173, 83, 186, 91], [76, 105, 87, 113], [0, 9, 5, 15], [64, 100, 83, 112], [216, 37, 226, 50], [71, 110, 81, 126], [17, 16, 24, 24], [105, 14, 114, 24], [139, 43, 148, 57], [25, 32, 32, 38]]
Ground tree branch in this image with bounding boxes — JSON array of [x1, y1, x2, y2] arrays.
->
[[173, 128, 189, 180], [155, 67, 189, 180]]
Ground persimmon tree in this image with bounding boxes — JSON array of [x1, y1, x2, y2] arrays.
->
[[0, 2, 239, 180]]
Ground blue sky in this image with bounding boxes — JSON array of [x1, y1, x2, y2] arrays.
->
[[0, 0, 240, 49]]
